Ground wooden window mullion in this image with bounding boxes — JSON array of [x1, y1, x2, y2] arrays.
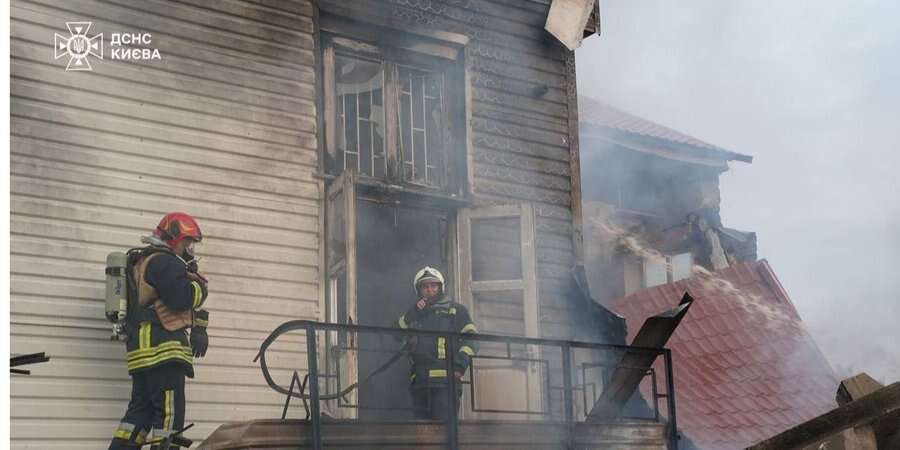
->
[[322, 29, 461, 192], [383, 61, 400, 182], [323, 42, 338, 173]]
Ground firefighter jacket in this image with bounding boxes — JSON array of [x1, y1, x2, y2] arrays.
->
[[397, 296, 478, 387], [125, 248, 208, 378]]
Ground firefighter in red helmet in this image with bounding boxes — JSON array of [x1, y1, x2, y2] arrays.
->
[[109, 212, 210, 449]]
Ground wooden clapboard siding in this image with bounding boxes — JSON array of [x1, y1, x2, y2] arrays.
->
[[323, 0, 583, 340], [9, 0, 319, 447], [11, 0, 596, 446], [314, 0, 586, 344], [465, 1, 585, 342]]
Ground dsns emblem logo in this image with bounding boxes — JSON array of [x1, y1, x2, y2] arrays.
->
[[54, 22, 103, 71]]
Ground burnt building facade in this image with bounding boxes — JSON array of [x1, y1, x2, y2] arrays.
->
[[579, 99, 842, 449], [10, 1, 672, 448], [578, 97, 757, 306]]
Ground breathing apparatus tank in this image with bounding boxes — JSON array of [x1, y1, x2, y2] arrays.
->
[[105, 251, 129, 340]]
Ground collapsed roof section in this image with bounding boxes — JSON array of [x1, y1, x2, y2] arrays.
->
[[609, 260, 837, 450]]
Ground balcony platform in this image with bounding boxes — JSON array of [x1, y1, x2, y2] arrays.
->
[[197, 418, 667, 449]]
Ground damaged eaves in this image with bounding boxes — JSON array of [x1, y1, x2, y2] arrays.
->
[[586, 135, 730, 172], [545, 0, 601, 50], [581, 122, 753, 168], [579, 98, 753, 166]]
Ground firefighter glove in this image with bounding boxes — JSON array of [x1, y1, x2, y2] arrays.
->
[[190, 326, 208, 358], [191, 309, 209, 358]]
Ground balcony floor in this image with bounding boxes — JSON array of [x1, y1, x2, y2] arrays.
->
[[197, 418, 668, 449]]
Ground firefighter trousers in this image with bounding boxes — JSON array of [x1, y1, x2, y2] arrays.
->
[[410, 385, 462, 421], [109, 363, 186, 449]]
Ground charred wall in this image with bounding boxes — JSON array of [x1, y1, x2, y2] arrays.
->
[[319, 0, 594, 342], [10, 0, 602, 445], [581, 139, 758, 305]]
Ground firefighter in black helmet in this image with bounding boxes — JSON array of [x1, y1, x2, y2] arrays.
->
[[397, 266, 478, 420], [109, 212, 210, 449]]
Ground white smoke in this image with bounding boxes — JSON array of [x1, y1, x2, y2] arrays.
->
[[591, 216, 799, 328]]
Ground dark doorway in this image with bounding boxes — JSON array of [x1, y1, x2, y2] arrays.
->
[[355, 198, 450, 420]]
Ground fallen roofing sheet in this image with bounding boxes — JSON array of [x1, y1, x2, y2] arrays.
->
[[588, 293, 693, 422], [610, 259, 837, 450]]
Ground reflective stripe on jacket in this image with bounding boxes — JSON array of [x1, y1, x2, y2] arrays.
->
[[397, 297, 478, 386], [125, 248, 206, 377], [135, 253, 200, 331], [126, 321, 193, 375]]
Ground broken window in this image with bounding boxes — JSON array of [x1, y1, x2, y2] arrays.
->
[[642, 258, 668, 288], [399, 66, 446, 187], [323, 30, 462, 193], [319, 16, 470, 419], [623, 256, 643, 296], [639, 252, 695, 291], [670, 252, 693, 281], [334, 54, 386, 179]]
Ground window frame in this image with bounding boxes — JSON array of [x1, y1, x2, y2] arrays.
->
[[321, 170, 358, 419], [321, 25, 466, 196], [458, 203, 545, 418], [636, 251, 695, 292], [315, 12, 473, 419]]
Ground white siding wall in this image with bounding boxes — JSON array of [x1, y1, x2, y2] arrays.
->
[[10, 0, 320, 447]]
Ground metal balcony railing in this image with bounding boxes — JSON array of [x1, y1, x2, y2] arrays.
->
[[254, 320, 677, 450]]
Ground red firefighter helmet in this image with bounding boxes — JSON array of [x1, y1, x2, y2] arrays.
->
[[153, 212, 202, 249]]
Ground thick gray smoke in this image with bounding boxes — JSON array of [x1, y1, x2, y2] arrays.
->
[[575, 0, 900, 383]]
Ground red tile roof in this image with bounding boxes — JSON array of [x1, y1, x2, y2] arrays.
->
[[579, 96, 753, 163], [610, 260, 837, 450]]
